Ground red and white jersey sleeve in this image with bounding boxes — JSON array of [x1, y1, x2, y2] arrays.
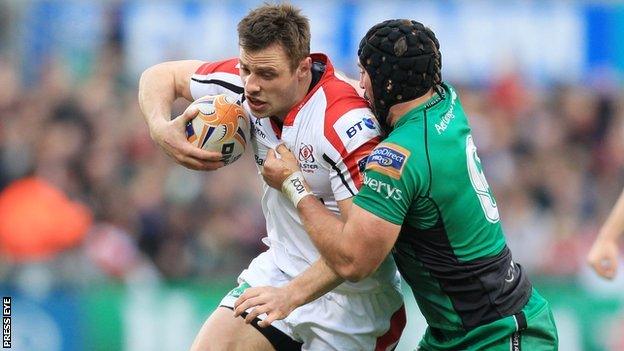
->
[[320, 84, 382, 202], [189, 58, 243, 100]]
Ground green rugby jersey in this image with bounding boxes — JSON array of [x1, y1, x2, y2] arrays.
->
[[354, 83, 533, 335]]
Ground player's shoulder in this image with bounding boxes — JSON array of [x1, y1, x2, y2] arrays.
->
[[319, 74, 368, 115], [317, 80, 380, 156], [316, 68, 378, 149], [193, 58, 239, 76], [190, 58, 243, 98], [309, 54, 369, 120]]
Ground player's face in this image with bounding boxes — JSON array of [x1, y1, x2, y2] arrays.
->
[[358, 63, 374, 103], [359, 61, 392, 134], [239, 44, 309, 119]]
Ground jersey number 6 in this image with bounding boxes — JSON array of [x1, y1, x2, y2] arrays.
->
[[465, 135, 500, 223]]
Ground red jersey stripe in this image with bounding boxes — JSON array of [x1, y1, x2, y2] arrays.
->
[[195, 58, 239, 75], [322, 78, 371, 187], [344, 137, 381, 188], [284, 53, 334, 126]]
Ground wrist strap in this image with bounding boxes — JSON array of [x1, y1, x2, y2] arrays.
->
[[281, 171, 313, 207]]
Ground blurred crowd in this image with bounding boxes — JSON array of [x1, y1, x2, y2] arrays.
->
[[0, 44, 266, 286], [0, 4, 623, 289], [461, 75, 624, 276]]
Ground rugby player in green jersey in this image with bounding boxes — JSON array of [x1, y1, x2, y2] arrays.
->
[[238, 19, 559, 350]]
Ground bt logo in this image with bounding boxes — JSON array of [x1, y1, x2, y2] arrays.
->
[[346, 117, 376, 138]]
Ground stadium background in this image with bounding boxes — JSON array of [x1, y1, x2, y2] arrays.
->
[[0, 0, 623, 350]]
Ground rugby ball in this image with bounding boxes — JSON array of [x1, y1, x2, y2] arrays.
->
[[185, 94, 250, 166]]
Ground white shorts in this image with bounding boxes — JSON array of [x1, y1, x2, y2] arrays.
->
[[220, 251, 406, 351]]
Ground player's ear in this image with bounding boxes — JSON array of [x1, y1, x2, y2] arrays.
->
[[297, 57, 312, 78]]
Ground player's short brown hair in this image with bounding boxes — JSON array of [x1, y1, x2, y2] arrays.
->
[[237, 3, 311, 71]]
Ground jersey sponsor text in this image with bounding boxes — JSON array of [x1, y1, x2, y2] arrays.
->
[[363, 173, 403, 201], [434, 89, 458, 135], [366, 143, 410, 179]]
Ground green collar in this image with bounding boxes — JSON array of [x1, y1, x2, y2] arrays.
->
[[393, 85, 447, 129]]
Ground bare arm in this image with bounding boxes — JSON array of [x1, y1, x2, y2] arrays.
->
[[588, 188, 624, 279], [234, 257, 343, 327], [296, 196, 399, 281], [138, 60, 199, 128], [261, 145, 400, 281], [597, 189, 624, 241], [284, 255, 344, 307], [233, 199, 355, 327], [138, 60, 223, 170]]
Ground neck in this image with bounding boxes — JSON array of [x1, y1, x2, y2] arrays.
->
[[386, 88, 435, 127], [274, 71, 313, 122]]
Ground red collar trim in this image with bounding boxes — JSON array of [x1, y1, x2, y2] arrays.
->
[[282, 53, 334, 127]]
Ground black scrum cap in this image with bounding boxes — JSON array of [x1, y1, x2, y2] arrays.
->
[[358, 19, 442, 123]]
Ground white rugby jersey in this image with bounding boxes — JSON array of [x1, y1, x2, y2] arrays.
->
[[190, 54, 400, 292]]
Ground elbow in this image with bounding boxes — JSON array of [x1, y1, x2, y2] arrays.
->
[[333, 251, 383, 282], [138, 65, 158, 96], [139, 63, 165, 86], [336, 263, 375, 283], [140, 62, 171, 84], [140, 64, 158, 81]]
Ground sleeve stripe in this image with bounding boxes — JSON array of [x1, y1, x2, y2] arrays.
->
[[190, 78, 244, 94], [344, 136, 381, 188], [195, 62, 213, 75], [322, 153, 356, 197], [195, 59, 239, 75]]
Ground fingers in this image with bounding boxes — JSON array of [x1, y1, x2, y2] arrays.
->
[[275, 143, 289, 154], [179, 106, 200, 124], [232, 287, 289, 328], [261, 149, 277, 180], [587, 241, 619, 279], [173, 137, 224, 169], [172, 146, 223, 170], [233, 289, 262, 317], [265, 148, 276, 163], [156, 115, 225, 170], [183, 146, 223, 163], [588, 254, 617, 279], [245, 305, 269, 324], [275, 144, 296, 161], [597, 258, 617, 279], [181, 158, 225, 171], [266, 144, 296, 164], [234, 296, 263, 319], [258, 312, 280, 328]]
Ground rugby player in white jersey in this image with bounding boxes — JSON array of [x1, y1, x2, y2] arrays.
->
[[138, 4, 405, 351]]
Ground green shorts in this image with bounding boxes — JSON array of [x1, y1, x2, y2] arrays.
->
[[418, 289, 558, 350]]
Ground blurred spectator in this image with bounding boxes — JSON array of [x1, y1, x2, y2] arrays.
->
[[0, 177, 92, 261]]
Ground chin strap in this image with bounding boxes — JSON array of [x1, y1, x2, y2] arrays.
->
[[281, 171, 314, 208]]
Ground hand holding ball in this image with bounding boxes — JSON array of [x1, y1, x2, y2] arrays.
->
[[185, 94, 250, 166]]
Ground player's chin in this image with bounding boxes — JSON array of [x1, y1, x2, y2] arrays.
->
[[250, 106, 272, 118]]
